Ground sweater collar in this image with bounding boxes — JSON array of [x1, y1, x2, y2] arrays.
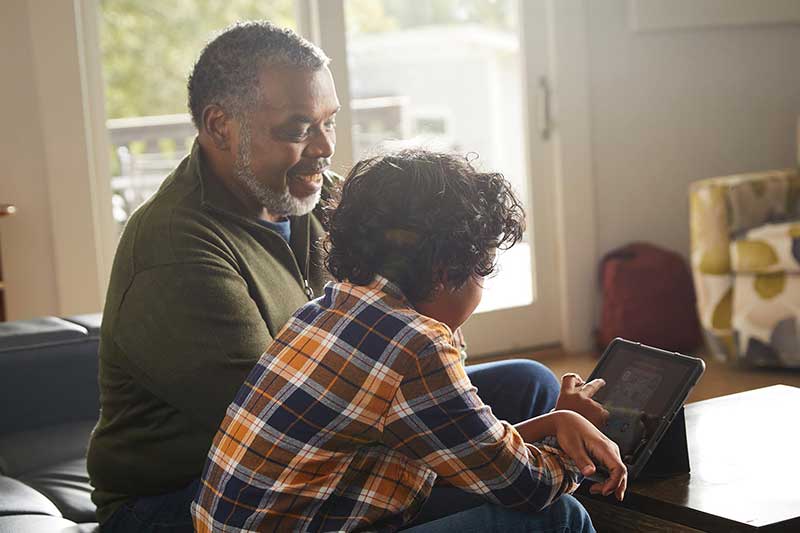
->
[[189, 138, 256, 219]]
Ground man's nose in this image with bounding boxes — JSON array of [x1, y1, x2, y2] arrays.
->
[[305, 129, 335, 159]]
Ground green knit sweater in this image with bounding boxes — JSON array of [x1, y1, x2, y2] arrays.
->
[[87, 141, 331, 523]]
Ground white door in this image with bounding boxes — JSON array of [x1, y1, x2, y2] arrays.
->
[[317, 0, 561, 356]]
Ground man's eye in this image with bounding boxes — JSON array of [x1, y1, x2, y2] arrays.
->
[[324, 119, 336, 131], [285, 130, 309, 140]]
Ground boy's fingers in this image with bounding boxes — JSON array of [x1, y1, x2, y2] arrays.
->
[[593, 401, 610, 421], [601, 466, 621, 496], [561, 373, 583, 392], [600, 406, 610, 427], [572, 448, 596, 477], [615, 472, 627, 501], [581, 378, 606, 397], [599, 454, 627, 497], [588, 402, 610, 429]]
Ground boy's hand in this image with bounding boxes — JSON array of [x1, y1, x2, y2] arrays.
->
[[552, 410, 627, 501], [555, 373, 609, 429]]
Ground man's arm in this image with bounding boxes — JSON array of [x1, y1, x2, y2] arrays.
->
[[113, 262, 271, 431]]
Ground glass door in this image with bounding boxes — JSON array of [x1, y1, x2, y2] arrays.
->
[[338, 0, 560, 356]]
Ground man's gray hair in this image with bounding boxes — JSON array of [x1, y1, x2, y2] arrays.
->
[[187, 21, 330, 129]]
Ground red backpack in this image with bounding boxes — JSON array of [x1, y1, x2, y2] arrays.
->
[[597, 242, 702, 352]]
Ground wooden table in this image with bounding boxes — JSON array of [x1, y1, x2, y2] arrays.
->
[[577, 385, 800, 532]]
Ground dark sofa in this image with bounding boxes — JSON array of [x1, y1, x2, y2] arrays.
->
[[0, 314, 102, 532]]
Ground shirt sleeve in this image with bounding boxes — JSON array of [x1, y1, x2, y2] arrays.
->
[[113, 262, 272, 432], [382, 330, 582, 512]]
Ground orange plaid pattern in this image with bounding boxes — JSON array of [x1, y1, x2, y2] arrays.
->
[[192, 276, 581, 532]]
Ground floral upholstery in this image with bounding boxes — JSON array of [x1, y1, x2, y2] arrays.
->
[[689, 169, 800, 366], [731, 222, 800, 273]]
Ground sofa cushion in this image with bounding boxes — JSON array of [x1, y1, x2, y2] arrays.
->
[[0, 476, 61, 517], [0, 317, 87, 352], [732, 273, 800, 367], [63, 314, 102, 337], [0, 334, 99, 435], [20, 458, 96, 524], [0, 421, 95, 477], [0, 515, 98, 533], [731, 221, 800, 274]]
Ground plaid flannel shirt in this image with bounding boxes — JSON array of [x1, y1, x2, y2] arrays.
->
[[193, 276, 581, 532]]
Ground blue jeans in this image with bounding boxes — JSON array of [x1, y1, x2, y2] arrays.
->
[[467, 358, 560, 424], [102, 359, 561, 532], [101, 479, 198, 532], [403, 495, 594, 533]]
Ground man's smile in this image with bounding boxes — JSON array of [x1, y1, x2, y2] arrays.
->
[[287, 170, 325, 197]]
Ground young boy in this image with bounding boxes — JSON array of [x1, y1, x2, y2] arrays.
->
[[192, 150, 626, 532]]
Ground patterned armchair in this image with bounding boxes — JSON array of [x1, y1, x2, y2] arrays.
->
[[689, 169, 800, 366]]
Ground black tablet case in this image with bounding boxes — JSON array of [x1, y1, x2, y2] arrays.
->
[[590, 338, 703, 480], [639, 406, 690, 479]]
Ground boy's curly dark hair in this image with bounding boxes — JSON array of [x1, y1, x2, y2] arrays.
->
[[324, 149, 525, 303]]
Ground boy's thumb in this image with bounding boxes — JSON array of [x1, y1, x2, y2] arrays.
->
[[574, 450, 595, 476]]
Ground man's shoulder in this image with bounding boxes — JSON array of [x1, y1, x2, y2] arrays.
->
[[122, 156, 202, 232], [115, 166, 244, 275]]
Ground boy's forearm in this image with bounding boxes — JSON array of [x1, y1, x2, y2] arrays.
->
[[513, 411, 560, 443]]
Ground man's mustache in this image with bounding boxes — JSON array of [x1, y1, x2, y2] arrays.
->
[[290, 158, 331, 175]]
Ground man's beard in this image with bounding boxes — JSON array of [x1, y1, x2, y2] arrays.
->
[[233, 126, 321, 218]]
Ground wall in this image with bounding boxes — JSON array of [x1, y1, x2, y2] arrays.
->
[[586, 0, 800, 260], [0, 0, 112, 320], [0, 0, 60, 319]]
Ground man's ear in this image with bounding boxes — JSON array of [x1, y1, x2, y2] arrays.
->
[[202, 104, 233, 151]]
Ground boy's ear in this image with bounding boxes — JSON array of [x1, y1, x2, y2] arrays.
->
[[435, 268, 454, 292], [430, 281, 445, 297]]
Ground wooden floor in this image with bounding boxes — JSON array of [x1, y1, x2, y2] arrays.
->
[[479, 347, 800, 403]]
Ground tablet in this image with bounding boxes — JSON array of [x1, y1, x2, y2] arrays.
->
[[587, 338, 705, 480]]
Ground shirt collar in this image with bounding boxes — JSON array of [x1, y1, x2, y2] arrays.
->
[[324, 274, 410, 307], [368, 274, 407, 301]]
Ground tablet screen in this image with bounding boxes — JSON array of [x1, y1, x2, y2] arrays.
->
[[591, 342, 700, 465]]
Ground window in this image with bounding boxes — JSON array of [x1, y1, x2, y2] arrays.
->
[[99, 0, 296, 230], [344, 0, 532, 312], [94, 0, 563, 353]]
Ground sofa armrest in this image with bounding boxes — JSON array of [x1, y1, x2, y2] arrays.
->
[[0, 318, 99, 436], [731, 221, 800, 274], [690, 169, 800, 361], [690, 180, 735, 360]]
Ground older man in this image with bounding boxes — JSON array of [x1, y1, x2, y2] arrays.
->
[[88, 22, 339, 531], [88, 21, 599, 532]]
